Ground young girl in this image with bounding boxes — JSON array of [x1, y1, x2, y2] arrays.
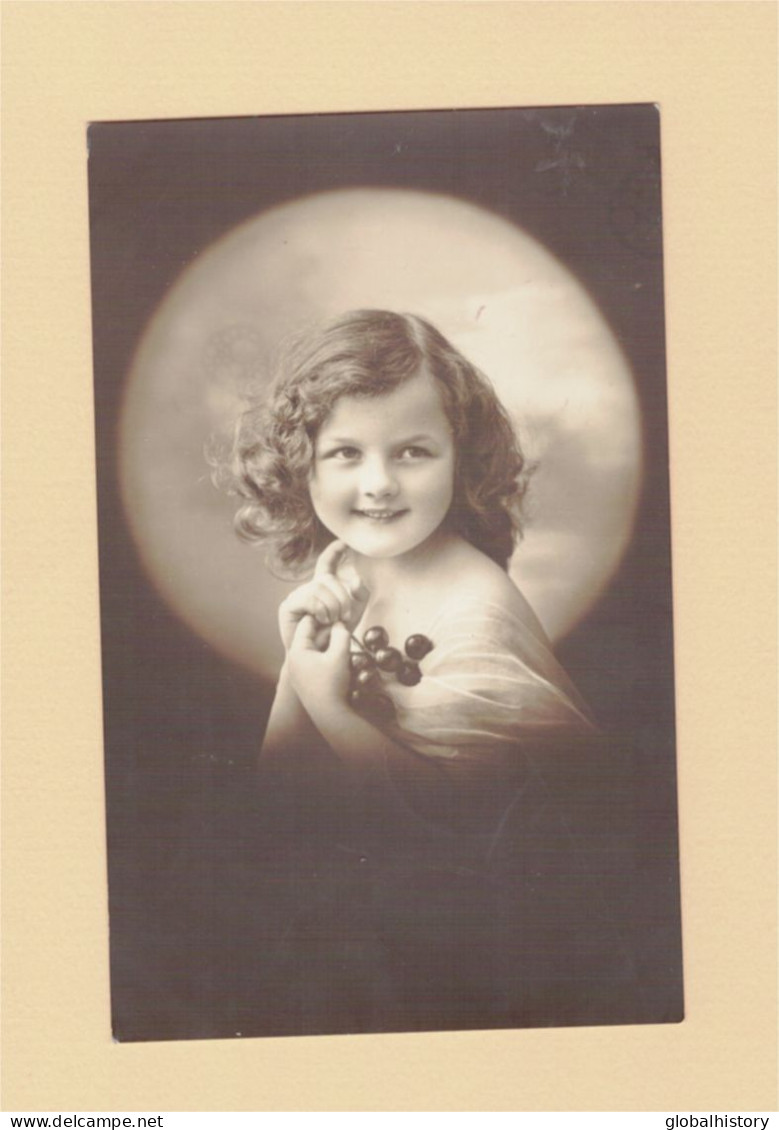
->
[[209, 311, 634, 1036], [220, 309, 594, 823]]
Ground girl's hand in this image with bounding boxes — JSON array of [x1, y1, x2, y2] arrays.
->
[[285, 615, 444, 800], [277, 540, 369, 651], [287, 614, 353, 719]]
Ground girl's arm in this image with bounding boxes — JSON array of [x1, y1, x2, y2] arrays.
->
[[260, 539, 369, 763], [259, 661, 321, 763]]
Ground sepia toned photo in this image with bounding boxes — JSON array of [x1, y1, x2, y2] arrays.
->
[[88, 105, 682, 1042]]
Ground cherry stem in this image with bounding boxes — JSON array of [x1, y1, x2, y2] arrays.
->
[[350, 631, 369, 654]]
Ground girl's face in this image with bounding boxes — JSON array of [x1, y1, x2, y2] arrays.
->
[[309, 370, 455, 561]]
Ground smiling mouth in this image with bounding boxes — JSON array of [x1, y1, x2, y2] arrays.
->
[[354, 509, 407, 522]]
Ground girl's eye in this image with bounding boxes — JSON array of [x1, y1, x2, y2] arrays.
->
[[329, 446, 361, 461], [398, 446, 431, 460]]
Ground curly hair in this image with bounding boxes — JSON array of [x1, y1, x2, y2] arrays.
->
[[212, 310, 530, 574]]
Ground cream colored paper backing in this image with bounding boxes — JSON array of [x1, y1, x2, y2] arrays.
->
[[2, 0, 776, 1113]]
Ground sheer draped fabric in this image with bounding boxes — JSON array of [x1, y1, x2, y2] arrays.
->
[[384, 596, 595, 764]]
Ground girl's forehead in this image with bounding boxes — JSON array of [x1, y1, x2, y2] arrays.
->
[[319, 370, 450, 435]]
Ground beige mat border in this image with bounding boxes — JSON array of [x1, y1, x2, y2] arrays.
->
[[2, 1, 776, 1113]]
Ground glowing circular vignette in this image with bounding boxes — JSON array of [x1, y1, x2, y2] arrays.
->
[[119, 188, 642, 680]]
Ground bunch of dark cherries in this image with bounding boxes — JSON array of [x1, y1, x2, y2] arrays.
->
[[348, 627, 434, 719]]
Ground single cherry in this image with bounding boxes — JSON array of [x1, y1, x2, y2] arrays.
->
[[397, 660, 422, 686], [375, 646, 403, 673], [404, 633, 433, 661], [363, 626, 390, 652], [354, 667, 378, 688], [350, 651, 375, 674]]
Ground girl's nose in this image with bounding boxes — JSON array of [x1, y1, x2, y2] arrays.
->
[[361, 456, 398, 499]]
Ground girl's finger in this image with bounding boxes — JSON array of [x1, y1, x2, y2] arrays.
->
[[338, 559, 369, 602], [291, 613, 319, 651], [312, 624, 331, 652], [328, 620, 352, 657], [314, 539, 348, 579], [309, 590, 340, 627], [315, 575, 353, 622]]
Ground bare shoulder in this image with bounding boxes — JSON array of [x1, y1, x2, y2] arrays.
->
[[435, 537, 542, 627]]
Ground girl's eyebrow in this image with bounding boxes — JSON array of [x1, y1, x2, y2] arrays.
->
[[319, 433, 438, 446], [397, 433, 437, 445]]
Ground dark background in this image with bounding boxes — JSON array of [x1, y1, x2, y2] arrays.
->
[[88, 104, 682, 1041]]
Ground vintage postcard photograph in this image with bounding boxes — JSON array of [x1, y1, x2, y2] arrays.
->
[[87, 104, 682, 1042]]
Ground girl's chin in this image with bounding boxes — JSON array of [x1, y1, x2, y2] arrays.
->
[[337, 525, 447, 562], [341, 539, 414, 561]]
